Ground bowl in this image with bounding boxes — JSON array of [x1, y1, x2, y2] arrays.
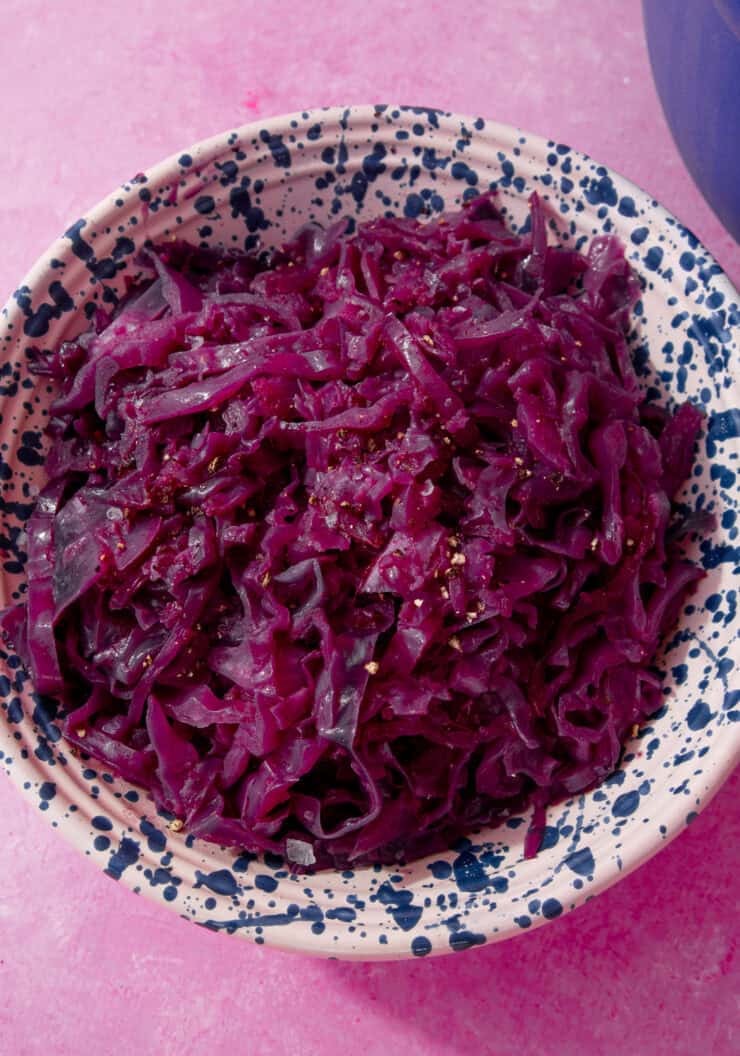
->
[[643, 0, 740, 241], [1, 106, 738, 960]]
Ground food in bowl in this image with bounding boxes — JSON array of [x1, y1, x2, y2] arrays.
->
[[0, 190, 704, 869]]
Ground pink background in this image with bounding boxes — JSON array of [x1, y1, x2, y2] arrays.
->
[[1, 2, 738, 1054]]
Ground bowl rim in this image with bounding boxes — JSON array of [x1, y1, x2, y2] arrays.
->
[[2, 104, 739, 959]]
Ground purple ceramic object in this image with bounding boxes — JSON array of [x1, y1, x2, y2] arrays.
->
[[644, 0, 740, 241]]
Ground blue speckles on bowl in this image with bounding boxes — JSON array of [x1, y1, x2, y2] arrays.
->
[[0, 106, 739, 959]]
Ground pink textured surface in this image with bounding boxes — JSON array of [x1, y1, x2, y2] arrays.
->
[[0, 2, 738, 1054]]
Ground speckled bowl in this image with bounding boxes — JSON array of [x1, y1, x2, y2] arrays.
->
[[1, 107, 738, 960]]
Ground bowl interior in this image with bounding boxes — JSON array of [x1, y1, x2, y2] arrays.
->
[[1, 105, 738, 959]]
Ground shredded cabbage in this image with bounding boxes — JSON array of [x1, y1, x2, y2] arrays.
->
[[1, 193, 704, 867]]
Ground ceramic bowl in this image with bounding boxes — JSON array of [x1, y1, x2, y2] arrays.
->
[[1, 106, 738, 960], [643, 0, 740, 242]]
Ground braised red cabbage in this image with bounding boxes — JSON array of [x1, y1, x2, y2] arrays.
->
[[2, 193, 704, 867]]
